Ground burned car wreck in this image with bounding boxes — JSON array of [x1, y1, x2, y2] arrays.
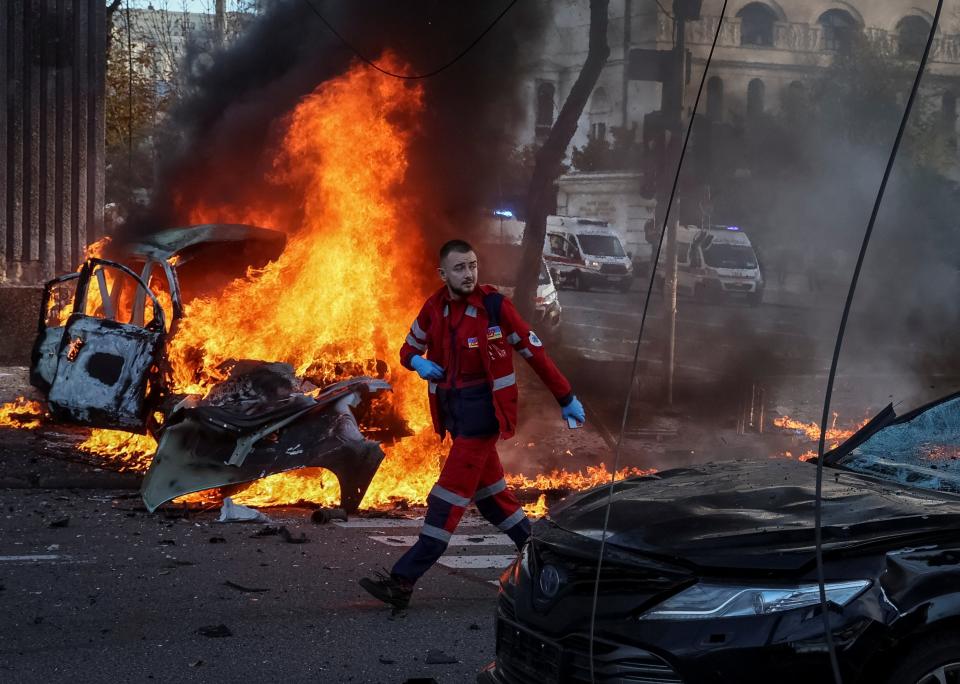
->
[[482, 391, 960, 684], [28, 225, 390, 512]]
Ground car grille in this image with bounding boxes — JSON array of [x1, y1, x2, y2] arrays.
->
[[600, 263, 628, 275], [496, 618, 683, 684]]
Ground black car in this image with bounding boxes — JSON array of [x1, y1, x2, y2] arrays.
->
[[480, 392, 960, 684]]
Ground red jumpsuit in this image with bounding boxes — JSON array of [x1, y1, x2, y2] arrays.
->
[[392, 285, 574, 583]]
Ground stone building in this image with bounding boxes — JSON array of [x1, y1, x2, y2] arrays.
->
[[519, 0, 960, 154]]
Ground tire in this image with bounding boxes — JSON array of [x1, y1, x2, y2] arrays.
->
[[571, 271, 586, 291], [882, 633, 960, 684]]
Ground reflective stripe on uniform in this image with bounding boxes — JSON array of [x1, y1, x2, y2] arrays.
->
[[406, 334, 426, 351], [497, 508, 526, 531], [420, 524, 452, 542], [429, 382, 437, 394], [430, 484, 471, 508], [506, 332, 522, 346], [443, 305, 450, 317], [411, 319, 428, 341], [465, 305, 477, 318], [519, 348, 533, 359], [492, 373, 516, 391], [474, 478, 507, 500]]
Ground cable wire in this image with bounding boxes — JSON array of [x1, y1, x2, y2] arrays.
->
[[812, 2, 943, 682], [586, 3, 728, 681], [299, 0, 519, 80]]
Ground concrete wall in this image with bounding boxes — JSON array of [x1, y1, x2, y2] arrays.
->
[[0, 286, 43, 364], [556, 171, 657, 260], [1, 0, 106, 284]]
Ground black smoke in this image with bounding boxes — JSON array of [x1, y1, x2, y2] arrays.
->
[[122, 0, 544, 248]]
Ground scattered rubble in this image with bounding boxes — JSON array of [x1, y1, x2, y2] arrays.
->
[[217, 497, 272, 523], [196, 624, 232, 638]]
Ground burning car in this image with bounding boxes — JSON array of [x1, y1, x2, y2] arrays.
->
[[28, 224, 391, 512], [481, 391, 960, 684]]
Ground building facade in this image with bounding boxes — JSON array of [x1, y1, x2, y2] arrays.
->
[[519, 0, 960, 155]]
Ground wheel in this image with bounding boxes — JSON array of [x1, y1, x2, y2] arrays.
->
[[571, 271, 586, 291], [883, 633, 960, 684]]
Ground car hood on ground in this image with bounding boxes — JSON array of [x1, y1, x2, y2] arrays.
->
[[549, 459, 960, 571], [120, 224, 286, 262]]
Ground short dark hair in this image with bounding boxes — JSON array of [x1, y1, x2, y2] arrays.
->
[[439, 239, 475, 262]]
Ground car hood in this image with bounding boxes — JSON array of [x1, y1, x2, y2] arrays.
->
[[549, 459, 960, 571], [121, 223, 286, 262]]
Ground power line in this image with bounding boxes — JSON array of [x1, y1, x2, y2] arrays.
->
[[586, 3, 729, 682], [811, 2, 944, 682], [298, 0, 519, 80]]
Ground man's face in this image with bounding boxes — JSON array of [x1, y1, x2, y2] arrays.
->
[[439, 249, 478, 298]]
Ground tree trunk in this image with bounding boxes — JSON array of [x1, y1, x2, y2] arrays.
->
[[514, 0, 610, 319]]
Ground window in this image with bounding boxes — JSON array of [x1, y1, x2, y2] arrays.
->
[[819, 9, 860, 53], [535, 82, 555, 134], [747, 79, 765, 119], [784, 80, 805, 120], [706, 77, 724, 121], [590, 122, 607, 140], [898, 16, 932, 60], [737, 3, 777, 47]]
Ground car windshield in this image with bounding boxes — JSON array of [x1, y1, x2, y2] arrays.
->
[[702, 243, 758, 269], [482, 246, 549, 285], [577, 234, 625, 257], [834, 394, 960, 495]]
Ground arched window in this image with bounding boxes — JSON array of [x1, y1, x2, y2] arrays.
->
[[819, 9, 860, 53], [747, 78, 765, 119], [535, 81, 555, 133], [898, 16, 931, 59], [738, 3, 777, 47], [707, 76, 724, 120]]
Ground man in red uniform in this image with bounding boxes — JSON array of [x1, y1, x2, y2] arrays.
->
[[360, 239, 584, 609]]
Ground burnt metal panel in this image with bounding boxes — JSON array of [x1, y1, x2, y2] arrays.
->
[[1, 0, 104, 283]]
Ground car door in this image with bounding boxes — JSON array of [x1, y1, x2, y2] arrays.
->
[[46, 258, 167, 432], [30, 272, 81, 393]]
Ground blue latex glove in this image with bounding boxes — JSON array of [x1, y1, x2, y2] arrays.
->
[[561, 395, 586, 427], [410, 355, 444, 381]]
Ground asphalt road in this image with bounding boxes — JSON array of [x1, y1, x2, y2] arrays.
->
[[0, 489, 512, 684]]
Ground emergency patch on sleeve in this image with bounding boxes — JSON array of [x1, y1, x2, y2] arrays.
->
[[467, 337, 479, 349], [528, 331, 542, 347], [486, 325, 503, 341]]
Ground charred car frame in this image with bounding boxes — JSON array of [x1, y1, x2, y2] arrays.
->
[[28, 224, 390, 512]]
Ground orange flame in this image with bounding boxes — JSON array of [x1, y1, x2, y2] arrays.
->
[[0, 398, 47, 429]]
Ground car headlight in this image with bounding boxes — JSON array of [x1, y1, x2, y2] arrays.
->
[[587, 260, 601, 270], [639, 580, 870, 620]]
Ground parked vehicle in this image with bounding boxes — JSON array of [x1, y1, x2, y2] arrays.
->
[[480, 391, 960, 684], [28, 224, 390, 512], [479, 242, 562, 344], [542, 216, 634, 292], [656, 225, 764, 305]]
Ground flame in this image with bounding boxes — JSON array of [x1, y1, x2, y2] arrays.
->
[[76, 430, 158, 471], [773, 414, 867, 447], [523, 494, 548, 518], [0, 398, 47, 429]]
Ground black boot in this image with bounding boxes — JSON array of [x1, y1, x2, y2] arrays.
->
[[359, 570, 414, 610]]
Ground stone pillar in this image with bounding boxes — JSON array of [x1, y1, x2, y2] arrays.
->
[[1, 0, 105, 284]]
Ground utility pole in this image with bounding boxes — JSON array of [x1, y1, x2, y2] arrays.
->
[[215, 0, 226, 47], [662, 0, 693, 406]]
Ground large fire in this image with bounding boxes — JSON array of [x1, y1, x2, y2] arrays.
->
[[774, 414, 869, 461], [0, 58, 664, 515]]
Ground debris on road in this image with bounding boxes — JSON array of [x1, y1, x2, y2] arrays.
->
[[223, 580, 269, 593], [278, 526, 308, 544], [217, 497, 272, 523], [310, 507, 347, 524], [48, 517, 69, 528], [209, 536, 226, 544], [250, 525, 281, 538], [424, 649, 459, 665], [197, 624, 232, 638]]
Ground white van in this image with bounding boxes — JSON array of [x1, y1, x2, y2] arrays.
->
[[542, 216, 634, 292], [656, 225, 764, 305]]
